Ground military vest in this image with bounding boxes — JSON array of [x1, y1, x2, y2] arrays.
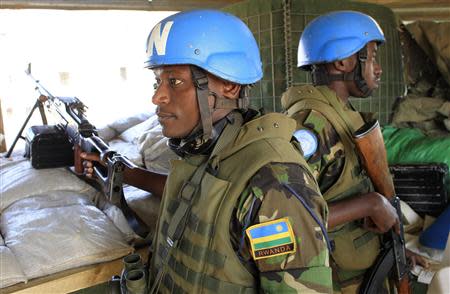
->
[[282, 85, 380, 273], [150, 113, 310, 293]]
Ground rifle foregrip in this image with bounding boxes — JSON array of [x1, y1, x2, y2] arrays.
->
[[398, 277, 411, 294], [353, 120, 395, 199]]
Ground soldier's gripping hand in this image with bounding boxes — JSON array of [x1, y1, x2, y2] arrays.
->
[[80, 152, 103, 178], [363, 192, 400, 234], [328, 192, 400, 234]]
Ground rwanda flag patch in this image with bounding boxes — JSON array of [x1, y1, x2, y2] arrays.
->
[[246, 218, 296, 260]]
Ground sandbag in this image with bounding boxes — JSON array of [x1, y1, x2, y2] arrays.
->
[[104, 113, 177, 172], [0, 245, 27, 288], [97, 111, 152, 141], [0, 157, 100, 211], [138, 123, 177, 175], [0, 191, 133, 280]]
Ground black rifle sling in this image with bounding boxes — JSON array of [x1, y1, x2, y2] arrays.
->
[[359, 243, 395, 294], [106, 156, 151, 239], [119, 189, 150, 239], [74, 161, 151, 240]]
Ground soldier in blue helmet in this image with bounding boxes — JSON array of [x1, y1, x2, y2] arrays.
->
[[145, 9, 333, 293], [281, 11, 427, 293], [84, 9, 332, 293]]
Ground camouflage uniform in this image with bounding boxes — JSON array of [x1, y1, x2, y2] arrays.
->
[[290, 108, 346, 192], [150, 111, 332, 293], [282, 85, 385, 294], [233, 162, 332, 293]]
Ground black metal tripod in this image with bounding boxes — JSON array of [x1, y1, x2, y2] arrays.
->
[[4, 94, 48, 158]]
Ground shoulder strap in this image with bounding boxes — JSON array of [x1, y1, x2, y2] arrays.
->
[[287, 97, 354, 144], [315, 87, 360, 135], [150, 112, 244, 293]]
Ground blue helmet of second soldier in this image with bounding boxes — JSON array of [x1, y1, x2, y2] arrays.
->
[[297, 11, 385, 97]]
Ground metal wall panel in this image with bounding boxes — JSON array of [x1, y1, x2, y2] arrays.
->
[[0, 0, 240, 11], [224, 0, 407, 125]]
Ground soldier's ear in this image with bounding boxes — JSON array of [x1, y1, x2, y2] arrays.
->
[[332, 55, 357, 73], [222, 81, 241, 100]]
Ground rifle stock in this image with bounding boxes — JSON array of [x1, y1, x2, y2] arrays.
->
[[353, 120, 395, 199], [353, 120, 410, 294]]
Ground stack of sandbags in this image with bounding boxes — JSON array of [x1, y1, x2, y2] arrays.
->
[[0, 157, 134, 288], [0, 192, 133, 281], [98, 111, 178, 175]]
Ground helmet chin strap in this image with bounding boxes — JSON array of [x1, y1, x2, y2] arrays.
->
[[311, 46, 373, 97], [353, 48, 373, 98], [190, 66, 213, 143], [168, 66, 249, 157], [190, 66, 249, 142]]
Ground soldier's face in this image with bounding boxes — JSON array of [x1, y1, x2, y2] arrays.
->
[[152, 65, 200, 138], [362, 41, 382, 92]]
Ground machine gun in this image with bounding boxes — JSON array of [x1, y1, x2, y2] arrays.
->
[[354, 120, 411, 294], [6, 65, 151, 238]]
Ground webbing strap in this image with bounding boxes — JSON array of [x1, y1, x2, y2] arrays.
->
[[213, 95, 249, 110], [162, 212, 214, 237], [151, 112, 244, 293], [165, 112, 243, 247], [178, 238, 226, 268], [286, 97, 354, 141], [163, 255, 254, 294], [315, 88, 359, 135], [162, 274, 186, 294], [191, 66, 213, 142], [312, 70, 357, 86]]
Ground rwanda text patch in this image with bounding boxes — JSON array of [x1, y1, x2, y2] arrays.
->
[[246, 218, 296, 260]]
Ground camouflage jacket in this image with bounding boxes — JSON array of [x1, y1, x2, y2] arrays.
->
[[289, 108, 345, 193], [281, 86, 384, 293], [282, 85, 370, 196], [232, 162, 332, 293]]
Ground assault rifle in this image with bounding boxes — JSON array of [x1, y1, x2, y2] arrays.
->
[[16, 66, 167, 237], [354, 120, 411, 294], [23, 66, 135, 204]]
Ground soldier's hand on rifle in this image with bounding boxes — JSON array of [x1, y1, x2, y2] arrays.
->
[[406, 249, 430, 268], [363, 192, 401, 234], [80, 152, 103, 178]]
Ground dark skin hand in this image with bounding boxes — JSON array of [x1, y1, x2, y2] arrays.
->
[[406, 250, 429, 268], [328, 192, 400, 234], [80, 152, 167, 199], [327, 183, 429, 269]]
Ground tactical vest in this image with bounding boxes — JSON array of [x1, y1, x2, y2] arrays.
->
[[282, 85, 380, 273], [150, 113, 310, 293]]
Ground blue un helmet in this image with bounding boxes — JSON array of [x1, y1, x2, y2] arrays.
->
[[297, 11, 385, 97], [145, 9, 262, 155], [145, 9, 262, 84]]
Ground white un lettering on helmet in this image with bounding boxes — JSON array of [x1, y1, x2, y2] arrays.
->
[[147, 21, 174, 57]]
